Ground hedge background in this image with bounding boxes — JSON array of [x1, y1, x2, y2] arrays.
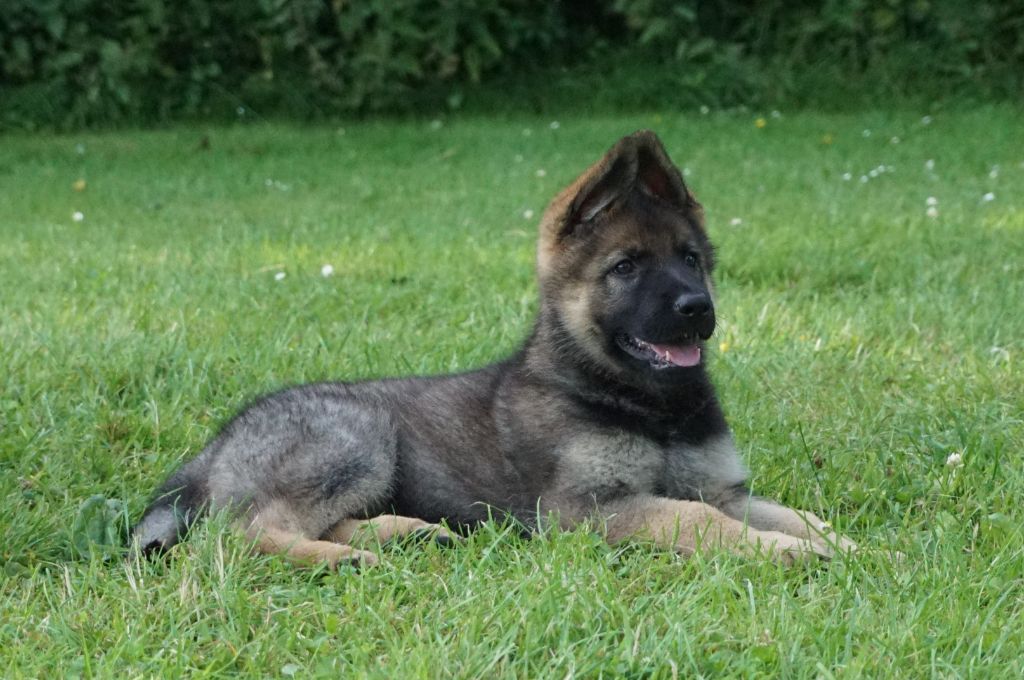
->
[[2, 0, 1022, 129]]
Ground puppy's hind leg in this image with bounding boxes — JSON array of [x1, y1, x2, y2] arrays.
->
[[325, 514, 460, 548], [216, 394, 400, 569], [241, 513, 378, 570]]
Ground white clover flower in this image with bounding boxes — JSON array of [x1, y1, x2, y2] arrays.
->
[[926, 196, 938, 206], [72, 211, 84, 222], [925, 159, 935, 171], [321, 264, 334, 277], [842, 172, 852, 181], [535, 169, 546, 178], [514, 154, 524, 163], [522, 209, 535, 220], [946, 452, 962, 467], [549, 121, 560, 130], [770, 110, 781, 119], [989, 166, 1000, 179], [890, 136, 900, 144], [430, 119, 443, 130], [982, 192, 995, 202], [522, 128, 532, 137], [729, 217, 743, 226], [274, 271, 286, 281], [862, 129, 871, 137], [921, 115, 933, 125], [869, 169, 879, 178], [926, 206, 939, 218], [700, 105, 710, 115], [860, 175, 869, 183]]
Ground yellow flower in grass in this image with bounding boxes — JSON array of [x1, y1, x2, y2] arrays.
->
[[72, 179, 86, 192], [754, 118, 767, 129]]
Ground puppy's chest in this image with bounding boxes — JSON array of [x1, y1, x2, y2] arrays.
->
[[555, 432, 664, 500]]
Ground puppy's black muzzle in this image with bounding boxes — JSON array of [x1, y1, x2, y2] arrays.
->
[[674, 291, 712, 318], [666, 289, 715, 342]]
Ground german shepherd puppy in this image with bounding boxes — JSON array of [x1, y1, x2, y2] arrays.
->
[[134, 131, 856, 567]]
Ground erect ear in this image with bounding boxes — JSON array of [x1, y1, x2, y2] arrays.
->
[[547, 131, 696, 237], [567, 139, 638, 227], [537, 131, 698, 262], [537, 135, 640, 245], [631, 130, 695, 209]]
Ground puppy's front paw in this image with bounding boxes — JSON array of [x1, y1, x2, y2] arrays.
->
[[747, 530, 831, 566], [326, 546, 379, 570], [815, 529, 858, 557], [406, 524, 464, 547]]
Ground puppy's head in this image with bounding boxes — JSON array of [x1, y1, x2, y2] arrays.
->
[[537, 131, 716, 380]]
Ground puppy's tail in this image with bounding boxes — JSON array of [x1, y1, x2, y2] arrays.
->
[[132, 456, 211, 556]]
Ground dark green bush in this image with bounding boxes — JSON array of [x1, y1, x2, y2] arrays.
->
[[1, 0, 1021, 128], [0, 0, 566, 127], [612, 0, 1024, 104]]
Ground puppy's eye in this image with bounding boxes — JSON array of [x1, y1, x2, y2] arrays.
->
[[684, 253, 699, 268], [611, 259, 636, 276]]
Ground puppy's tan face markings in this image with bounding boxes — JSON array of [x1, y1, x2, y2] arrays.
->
[[553, 205, 703, 368], [565, 204, 704, 284], [536, 131, 715, 375]]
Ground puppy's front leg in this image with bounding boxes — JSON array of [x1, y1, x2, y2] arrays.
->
[[599, 495, 830, 565], [718, 488, 858, 556]]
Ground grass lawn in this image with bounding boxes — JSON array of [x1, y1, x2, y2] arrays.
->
[[1, 109, 1023, 677]]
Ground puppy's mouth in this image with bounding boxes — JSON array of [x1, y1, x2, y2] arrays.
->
[[615, 334, 702, 369]]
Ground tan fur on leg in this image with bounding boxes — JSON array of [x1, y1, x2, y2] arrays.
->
[[242, 521, 378, 569], [324, 514, 456, 548], [599, 495, 830, 565], [722, 497, 859, 556]]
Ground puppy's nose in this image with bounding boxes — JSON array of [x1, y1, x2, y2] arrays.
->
[[674, 291, 712, 317]]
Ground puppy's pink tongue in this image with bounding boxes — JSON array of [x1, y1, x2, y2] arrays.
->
[[649, 343, 701, 367]]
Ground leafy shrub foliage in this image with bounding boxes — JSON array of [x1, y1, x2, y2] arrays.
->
[[0, 0, 564, 127], [613, 0, 1024, 104], [1, 0, 1021, 127]]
